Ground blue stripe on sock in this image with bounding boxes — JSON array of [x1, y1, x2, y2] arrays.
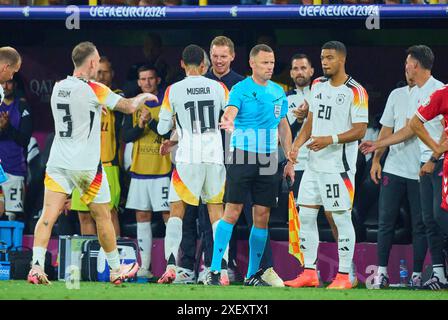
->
[[247, 226, 268, 278], [210, 220, 234, 272]]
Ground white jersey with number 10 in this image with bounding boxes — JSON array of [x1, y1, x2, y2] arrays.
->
[[159, 75, 229, 164]]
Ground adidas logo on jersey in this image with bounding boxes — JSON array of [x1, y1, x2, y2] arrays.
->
[[11, 203, 23, 210], [339, 246, 350, 252], [332, 200, 339, 207], [315, 93, 322, 100]]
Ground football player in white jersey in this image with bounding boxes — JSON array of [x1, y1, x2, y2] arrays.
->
[[156, 44, 229, 284], [285, 41, 368, 289], [286, 53, 359, 287], [28, 42, 158, 285]]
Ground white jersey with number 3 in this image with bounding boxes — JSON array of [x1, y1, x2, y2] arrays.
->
[[308, 76, 368, 174], [159, 75, 228, 164], [47, 76, 122, 170]]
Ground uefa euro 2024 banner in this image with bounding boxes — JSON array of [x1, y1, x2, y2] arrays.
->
[[0, 5, 446, 21]]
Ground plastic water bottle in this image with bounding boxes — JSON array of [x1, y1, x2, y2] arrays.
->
[[399, 259, 408, 287]]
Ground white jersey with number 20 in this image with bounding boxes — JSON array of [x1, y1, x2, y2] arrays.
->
[[308, 76, 368, 174]]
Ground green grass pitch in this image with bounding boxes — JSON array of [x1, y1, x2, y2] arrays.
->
[[1, 280, 447, 300]]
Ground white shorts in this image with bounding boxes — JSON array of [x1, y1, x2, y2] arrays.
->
[[297, 168, 355, 211], [45, 165, 111, 205], [169, 163, 225, 206], [0, 174, 25, 212], [126, 177, 170, 212]]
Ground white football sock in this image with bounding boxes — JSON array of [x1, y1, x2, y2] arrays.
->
[[332, 210, 356, 274], [32, 246, 46, 267], [105, 248, 120, 271], [137, 222, 152, 270], [378, 266, 388, 276], [164, 217, 183, 264], [433, 265, 447, 283], [298, 207, 319, 270]]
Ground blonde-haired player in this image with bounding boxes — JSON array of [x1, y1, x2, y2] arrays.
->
[[28, 42, 157, 285]]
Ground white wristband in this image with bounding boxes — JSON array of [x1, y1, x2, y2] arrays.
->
[[331, 134, 339, 145]]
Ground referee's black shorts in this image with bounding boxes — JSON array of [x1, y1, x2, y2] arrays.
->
[[224, 149, 280, 208]]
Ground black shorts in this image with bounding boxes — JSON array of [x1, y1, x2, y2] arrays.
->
[[224, 149, 280, 208]]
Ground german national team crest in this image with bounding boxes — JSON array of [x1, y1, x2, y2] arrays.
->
[[274, 104, 281, 118], [336, 94, 345, 105]]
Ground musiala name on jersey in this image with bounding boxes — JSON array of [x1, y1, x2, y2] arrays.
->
[[187, 87, 211, 95]]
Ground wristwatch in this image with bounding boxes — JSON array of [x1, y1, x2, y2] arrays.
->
[[430, 156, 438, 164]]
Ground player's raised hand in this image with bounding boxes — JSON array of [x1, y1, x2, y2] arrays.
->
[[359, 140, 377, 155], [116, 93, 159, 114], [219, 114, 235, 133], [132, 93, 158, 110], [306, 136, 332, 152], [370, 161, 382, 184]]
